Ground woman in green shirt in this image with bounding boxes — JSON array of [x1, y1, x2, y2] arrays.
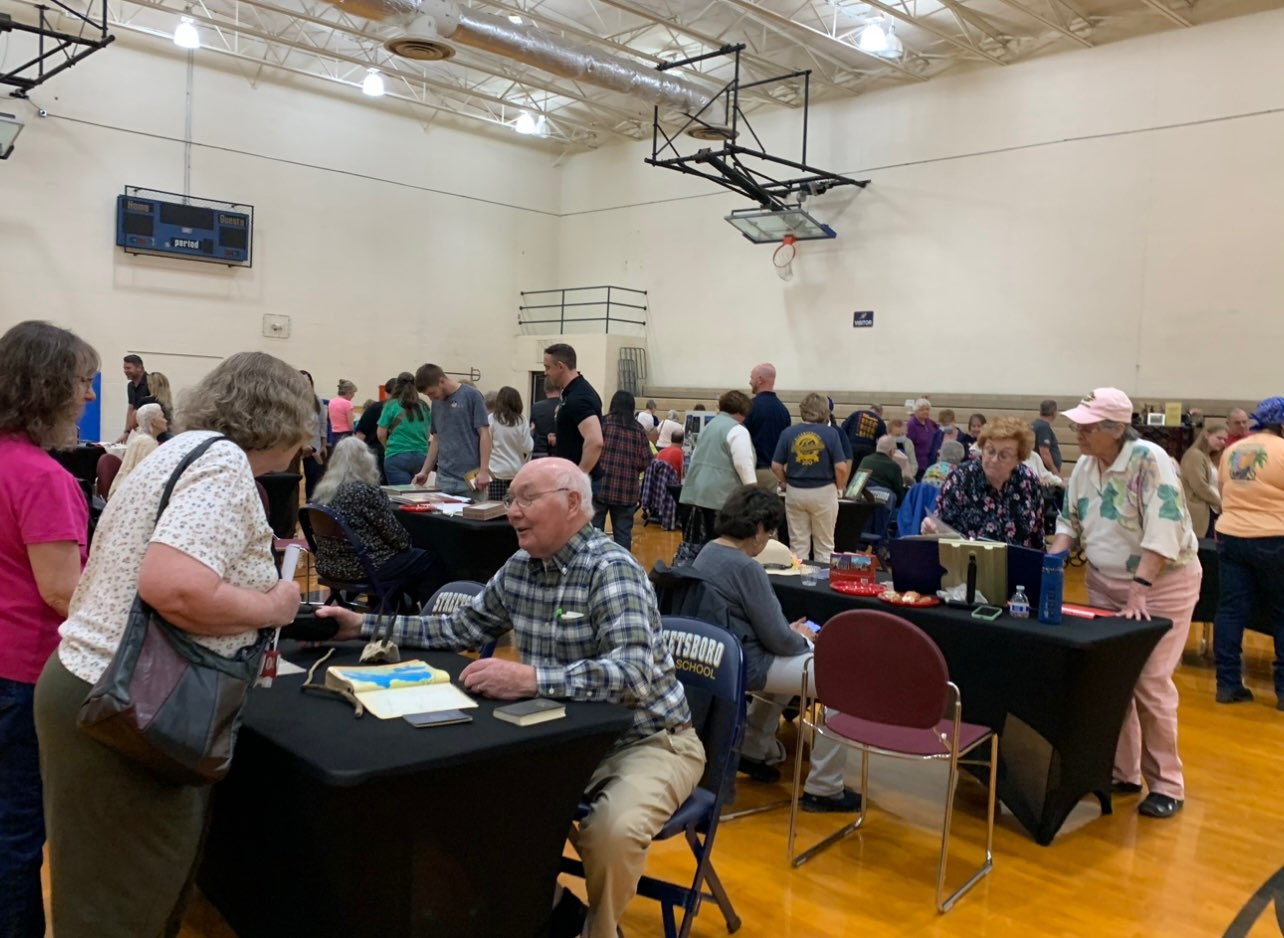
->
[[378, 372, 431, 484]]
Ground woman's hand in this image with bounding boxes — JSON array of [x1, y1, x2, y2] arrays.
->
[[266, 580, 303, 627], [789, 618, 815, 639], [1120, 582, 1151, 620], [921, 516, 939, 535]]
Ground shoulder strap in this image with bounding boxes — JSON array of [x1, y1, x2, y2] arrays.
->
[[154, 435, 230, 524]]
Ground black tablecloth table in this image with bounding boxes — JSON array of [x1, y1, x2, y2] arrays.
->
[[51, 444, 105, 483], [200, 646, 631, 938], [1194, 538, 1273, 634], [257, 471, 303, 538], [770, 577, 1170, 845], [399, 510, 519, 582]]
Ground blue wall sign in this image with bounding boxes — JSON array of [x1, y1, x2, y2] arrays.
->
[[852, 310, 874, 328]]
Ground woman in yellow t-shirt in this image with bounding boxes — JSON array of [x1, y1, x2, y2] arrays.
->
[[1213, 396, 1284, 709]]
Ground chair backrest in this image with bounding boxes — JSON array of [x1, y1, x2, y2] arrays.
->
[[427, 580, 485, 615], [660, 615, 746, 795], [813, 609, 949, 729], [96, 453, 122, 499], [300, 504, 385, 591], [862, 486, 899, 543], [254, 480, 272, 523], [896, 484, 939, 539]]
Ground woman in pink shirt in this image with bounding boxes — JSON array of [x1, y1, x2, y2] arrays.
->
[[0, 320, 97, 938], [328, 378, 357, 442]]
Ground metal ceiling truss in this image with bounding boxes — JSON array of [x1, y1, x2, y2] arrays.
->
[[1, 0, 116, 96]]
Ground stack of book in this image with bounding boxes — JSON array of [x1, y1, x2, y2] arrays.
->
[[462, 501, 507, 521]]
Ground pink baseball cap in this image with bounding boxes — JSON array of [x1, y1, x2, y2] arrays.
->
[[1061, 388, 1134, 425]]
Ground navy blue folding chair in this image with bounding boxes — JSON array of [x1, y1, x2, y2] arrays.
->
[[424, 579, 501, 657], [301, 504, 399, 615], [561, 615, 745, 938]]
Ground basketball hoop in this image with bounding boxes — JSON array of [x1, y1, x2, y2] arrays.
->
[[772, 235, 797, 282]]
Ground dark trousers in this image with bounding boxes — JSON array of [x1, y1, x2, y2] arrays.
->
[[593, 503, 637, 551], [302, 455, 325, 499], [378, 547, 447, 610], [1214, 534, 1284, 696], [0, 678, 44, 938]]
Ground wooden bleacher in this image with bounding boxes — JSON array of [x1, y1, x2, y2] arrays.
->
[[641, 387, 1249, 478]]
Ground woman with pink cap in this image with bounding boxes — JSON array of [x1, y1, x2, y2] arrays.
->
[[1049, 387, 1201, 820]]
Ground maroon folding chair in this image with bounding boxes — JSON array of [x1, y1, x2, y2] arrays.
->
[[95, 453, 122, 500], [787, 609, 997, 912], [258, 480, 313, 597]]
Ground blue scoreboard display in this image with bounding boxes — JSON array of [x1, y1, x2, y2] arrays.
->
[[116, 195, 252, 266]]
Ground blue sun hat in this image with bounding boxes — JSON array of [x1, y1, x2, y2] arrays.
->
[[1250, 397, 1284, 429]]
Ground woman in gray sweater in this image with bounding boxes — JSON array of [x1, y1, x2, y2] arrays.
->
[[692, 486, 860, 813]]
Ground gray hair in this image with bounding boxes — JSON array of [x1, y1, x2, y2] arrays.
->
[[646, 399, 657, 410], [939, 440, 966, 464], [1039, 399, 1057, 417], [312, 437, 380, 504], [1100, 420, 1141, 442], [135, 403, 165, 437], [556, 465, 594, 524], [913, 398, 931, 411], [666, 409, 678, 421], [876, 435, 897, 455]]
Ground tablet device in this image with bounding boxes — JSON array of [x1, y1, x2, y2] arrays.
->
[[403, 709, 473, 728]]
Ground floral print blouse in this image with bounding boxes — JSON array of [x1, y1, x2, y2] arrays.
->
[[936, 459, 1044, 549], [1056, 438, 1198, 581]]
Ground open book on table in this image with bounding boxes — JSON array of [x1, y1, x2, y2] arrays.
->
[[325, 660, 478, 720]]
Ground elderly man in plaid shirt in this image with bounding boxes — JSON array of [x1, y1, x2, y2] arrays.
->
[[321, 457, 705, 938]]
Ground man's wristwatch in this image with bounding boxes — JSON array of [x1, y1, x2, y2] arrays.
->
[[1132, 576, 1153, 588]]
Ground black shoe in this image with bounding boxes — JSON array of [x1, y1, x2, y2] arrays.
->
[[1138, 793, 1183, 818], [1278, 698, 1284, 712], [547, 889, 587, 938], [1111, 780, 1143, 794], [1216, 685, 1254, 704], [801, 788, 863, 813], [738, 755, 781, 783]]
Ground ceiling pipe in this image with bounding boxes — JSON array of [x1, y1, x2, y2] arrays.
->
[[324, 0, 728, 133]]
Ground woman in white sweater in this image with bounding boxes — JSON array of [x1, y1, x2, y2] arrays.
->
[[487, 386, 533, 501]]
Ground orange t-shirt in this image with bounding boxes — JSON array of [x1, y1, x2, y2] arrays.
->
[[1216, 433, 1284, 538]]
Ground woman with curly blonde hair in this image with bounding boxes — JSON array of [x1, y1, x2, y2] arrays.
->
[[35, 351, 317, 935], [924, 415, 1044, 549]]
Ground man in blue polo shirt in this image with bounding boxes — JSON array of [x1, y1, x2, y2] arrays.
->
[[743, 362, 791, 490]]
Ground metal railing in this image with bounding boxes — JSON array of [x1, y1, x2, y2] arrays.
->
[[518, 286, 647, 336]]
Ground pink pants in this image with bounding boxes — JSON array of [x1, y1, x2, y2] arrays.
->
[[1087, 560, 1201, 800]]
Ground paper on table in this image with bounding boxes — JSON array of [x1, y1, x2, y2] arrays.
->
[[434, 503, 467, 516], [276, 659, 305, 676], [362, 682, 478, 720]]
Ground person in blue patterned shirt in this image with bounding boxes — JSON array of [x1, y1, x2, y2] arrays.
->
[[320, 457, 704, 938]]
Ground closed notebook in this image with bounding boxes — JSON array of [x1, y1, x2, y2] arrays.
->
[[325, 660, 478, 720], [493, 698, 566, 727]]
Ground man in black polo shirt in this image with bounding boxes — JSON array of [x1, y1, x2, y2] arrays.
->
[[743, 361, 791, 490], [529, 378, 560, 458], [545, 343, 602, 478], [117, 354, 149, 443]]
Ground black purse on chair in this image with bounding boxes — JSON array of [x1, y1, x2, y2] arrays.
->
[[78, 435, 273, 786]]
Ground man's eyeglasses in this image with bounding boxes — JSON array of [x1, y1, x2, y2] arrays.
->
[[502, 487, 571, 509]]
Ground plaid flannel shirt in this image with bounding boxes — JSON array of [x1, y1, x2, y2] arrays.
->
[[596, 414, 653, 506], [361, 525, 691, 748]]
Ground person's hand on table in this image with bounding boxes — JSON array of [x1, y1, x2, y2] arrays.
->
[[475, 469, 492, 492], [315, 604, 365, 640], [412, 470, 430, 486], [1120, 581, 1151, 620], [459, 658, 538, 699]]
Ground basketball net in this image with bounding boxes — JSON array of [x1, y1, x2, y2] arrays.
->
[[772, 235, 797, 282]]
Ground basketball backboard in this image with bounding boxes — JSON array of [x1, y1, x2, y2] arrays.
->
[[725, 206, 837, 244]]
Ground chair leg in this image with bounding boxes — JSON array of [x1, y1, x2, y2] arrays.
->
[[788, 726, 866, 868], [935, 735, 997, 913], [699, 863, 741, 935]]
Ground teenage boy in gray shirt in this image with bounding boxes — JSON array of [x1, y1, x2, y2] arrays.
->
[[413, 363, 492, 497]]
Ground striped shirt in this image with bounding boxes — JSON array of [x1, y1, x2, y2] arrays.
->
[[361, 524, 690, 748]]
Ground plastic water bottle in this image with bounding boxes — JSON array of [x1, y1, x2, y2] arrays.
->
[[1039, 552, 1066, 625], [1009, 586, 1031, 619]]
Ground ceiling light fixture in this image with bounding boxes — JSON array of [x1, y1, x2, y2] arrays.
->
[[507, 14, 523, 24], [856, 18, 903, 58], [362, 68, 386, 97], [514, 111, 538, 134], [173, 15, 200, 50], [882, 24, 904, 58]]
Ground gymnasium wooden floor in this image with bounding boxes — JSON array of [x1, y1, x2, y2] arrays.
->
[[52, 524, 1284, 937]]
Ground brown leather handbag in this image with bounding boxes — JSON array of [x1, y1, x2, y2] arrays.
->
[[78, 435, 272, 786]]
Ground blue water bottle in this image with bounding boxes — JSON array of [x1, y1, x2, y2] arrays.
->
[[1039, 551, 1066, 624]]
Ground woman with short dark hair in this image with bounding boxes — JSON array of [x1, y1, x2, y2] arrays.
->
[[692, 486, 860, 812], [35, 351, 316, 933], [0, 320, 98, 938], [487, 386, 532, 501]]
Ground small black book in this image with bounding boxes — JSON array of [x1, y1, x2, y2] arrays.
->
[[493, 698, 566, 727]]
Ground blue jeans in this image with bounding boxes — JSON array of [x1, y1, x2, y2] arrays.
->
[[593, 503, 637, 550], [384, 451, 426, 486], [0, 678, 45, 938], [1214, 534, 1284, 696]]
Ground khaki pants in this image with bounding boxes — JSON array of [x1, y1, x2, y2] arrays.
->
[[1088, 561, 1201, 800], [34, 652, 211, 938], [570, 727, 705, 938], [754, 468, 778, 492], [784, 484, 839, 564]]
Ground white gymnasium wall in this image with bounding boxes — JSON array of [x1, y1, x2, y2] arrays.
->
[[0, 33, 559, 438], [556, 8, 1284, 402]]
